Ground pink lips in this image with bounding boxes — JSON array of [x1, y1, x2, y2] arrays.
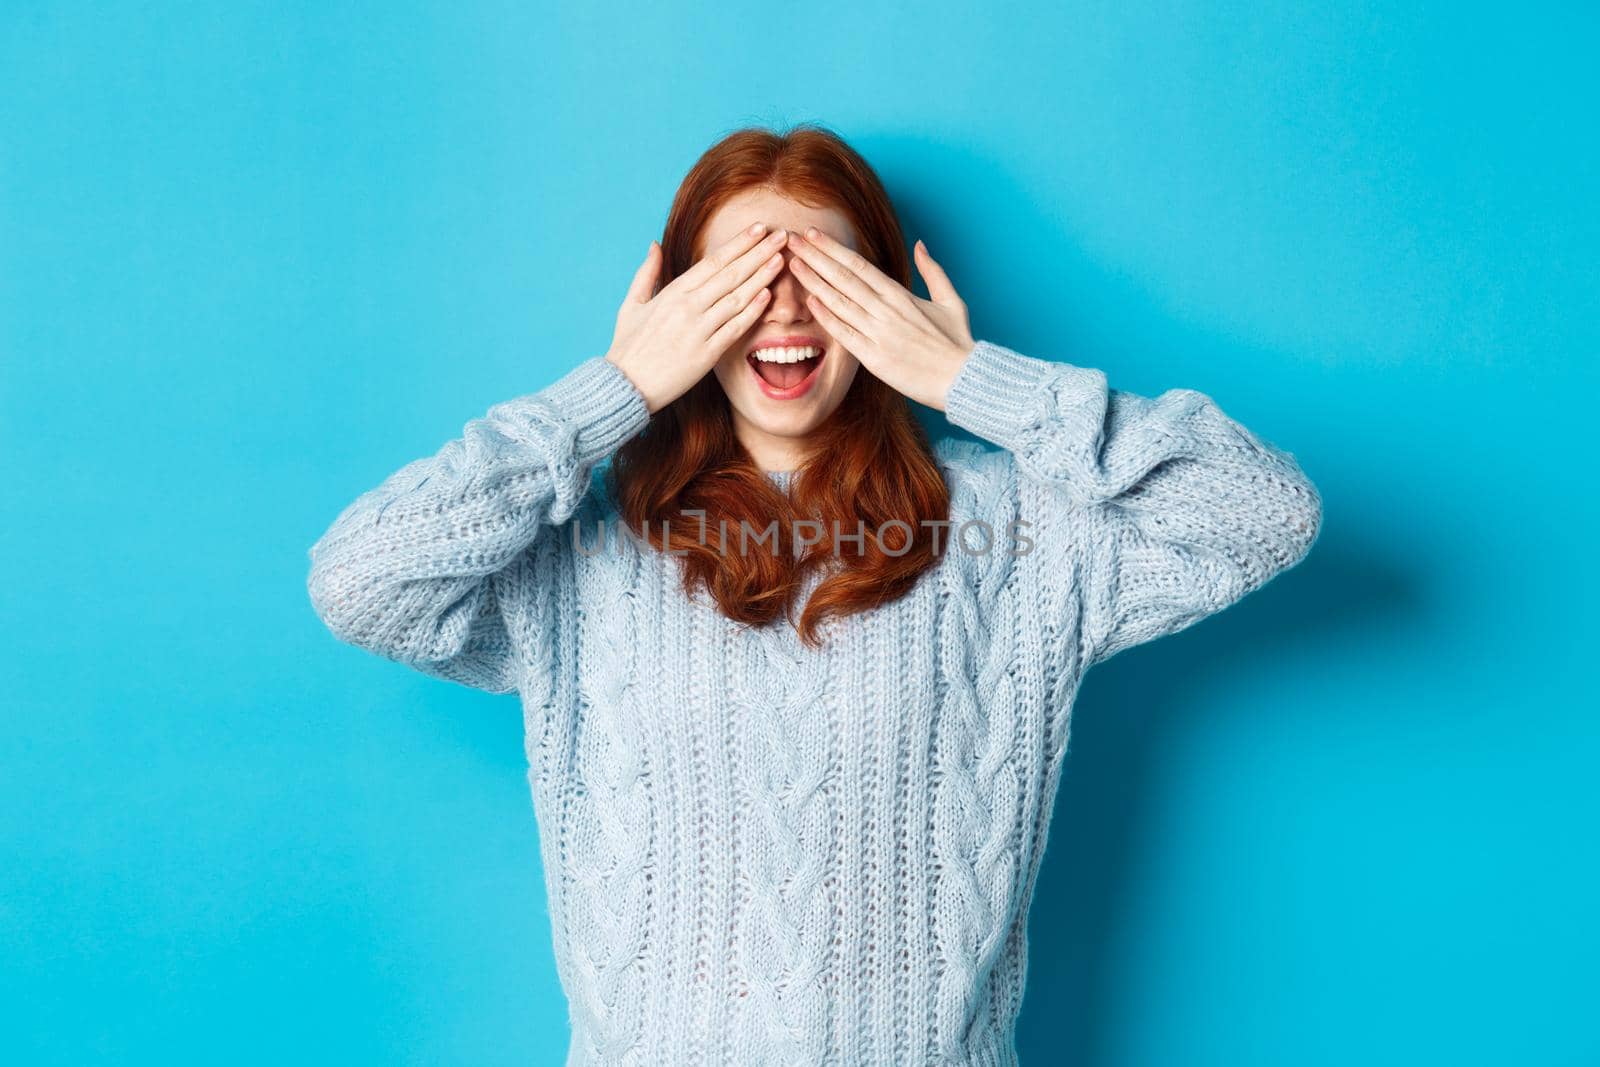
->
[[747, 335, 827, 401]]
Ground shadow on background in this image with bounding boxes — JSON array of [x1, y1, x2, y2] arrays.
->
[[1018, 533, 1413, 1065], [874, 133, 1418, 1063]]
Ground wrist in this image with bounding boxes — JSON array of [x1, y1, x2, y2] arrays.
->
[[505, 355, 653, 465], [604, 349, 662, 414], [926, 339, 976, 412]]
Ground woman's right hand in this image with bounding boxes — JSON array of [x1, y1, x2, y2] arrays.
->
[[604, 223, 790, 413]]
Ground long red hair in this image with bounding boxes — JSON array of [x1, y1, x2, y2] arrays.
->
[[606, 123, 950, 646]]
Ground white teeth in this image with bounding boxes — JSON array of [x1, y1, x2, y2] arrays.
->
[[750, 345, 821, 364]]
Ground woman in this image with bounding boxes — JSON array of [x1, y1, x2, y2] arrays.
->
[[307, 124, 1322, 1066]]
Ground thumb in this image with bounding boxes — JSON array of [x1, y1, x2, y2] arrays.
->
[[626, 241, 663, 304], [914, 239, 962, 306]]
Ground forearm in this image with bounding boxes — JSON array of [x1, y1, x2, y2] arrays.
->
[[945, 340, 1323, 663], [305, 355, 650, 669]]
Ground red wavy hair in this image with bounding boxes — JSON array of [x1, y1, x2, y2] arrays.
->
[[605, 123, 951, 646]]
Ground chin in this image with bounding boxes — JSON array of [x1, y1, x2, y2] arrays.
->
[[733, 401, 832, 440]]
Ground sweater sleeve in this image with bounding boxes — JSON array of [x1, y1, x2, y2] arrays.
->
[[944, 340, 1322, 669], [305, 355, 651, 693]]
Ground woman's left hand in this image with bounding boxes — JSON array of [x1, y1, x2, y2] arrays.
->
[[785, 228, 975, 410]]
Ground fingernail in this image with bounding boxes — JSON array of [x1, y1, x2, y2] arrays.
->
[[750, 222, 767, 236], [806, 226, 820, 239]]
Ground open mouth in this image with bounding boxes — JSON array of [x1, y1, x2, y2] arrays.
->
[[747, 343, 825, 399]]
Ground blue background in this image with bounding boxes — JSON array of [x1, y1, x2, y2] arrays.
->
[[4, 3, 1596, 1064]]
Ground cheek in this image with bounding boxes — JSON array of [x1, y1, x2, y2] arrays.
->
[[829, 352, 861, 388], [714, 345, 747, 376], [711, 353, 742, 394]]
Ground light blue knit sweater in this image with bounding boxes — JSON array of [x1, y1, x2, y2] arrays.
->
[[306, 341, 1322, 1066]]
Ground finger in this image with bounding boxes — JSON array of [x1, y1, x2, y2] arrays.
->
[[795, 226, 902, 302], [677, 221, 772, 291], [692, 228, 789, 309], [705, 247, 786, 327], [706, 286, 773, 355], [626, 241, 662, 304], [804, 292, 866, 351], [793, 259, 876, 340], [914, 239, 964, 306], [788, 236, 888, 321]]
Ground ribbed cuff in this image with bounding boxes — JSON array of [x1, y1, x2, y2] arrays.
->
[[497, 355, 652, 467], [943, 340, 1104, 451]]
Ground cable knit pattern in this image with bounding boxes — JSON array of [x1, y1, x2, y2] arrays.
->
[[306, 342, 1322, 1066], [565, 536, 653, 1064], [729, 619, 836, 1063]]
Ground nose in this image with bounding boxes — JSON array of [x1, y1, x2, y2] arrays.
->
[[763, 251, 812, 324]]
